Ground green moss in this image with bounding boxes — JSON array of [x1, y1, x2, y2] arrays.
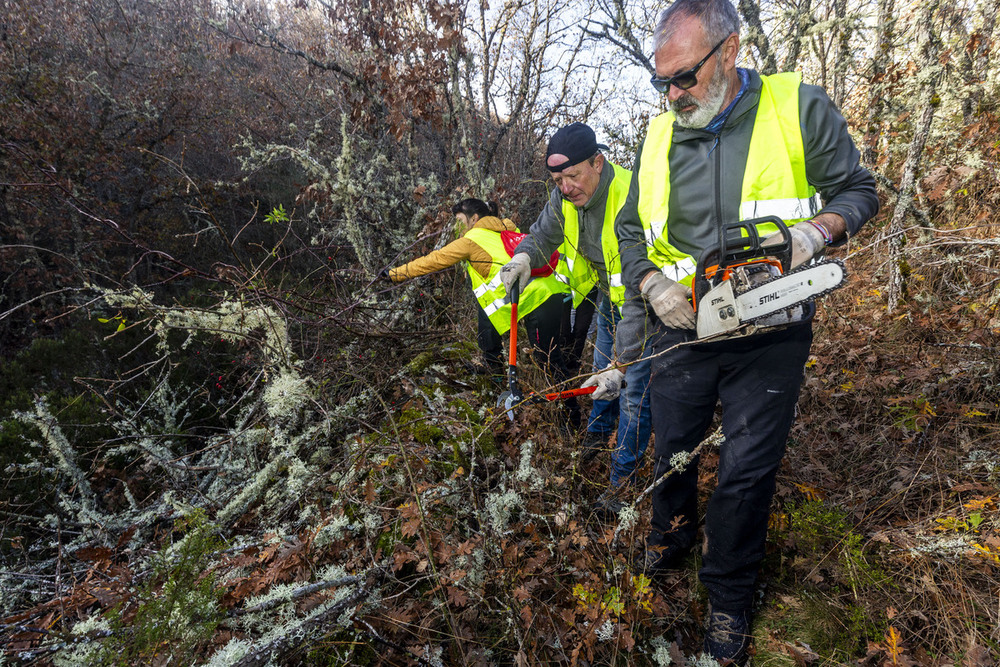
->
[[473, 430, 499, 458], [406, 351, 437, 374], [447, 397, 479, 422], [759, 499, 893, 660], [784, 500, 890, 593], [375, 525, 402, 559], [397, 408, 445, 446]]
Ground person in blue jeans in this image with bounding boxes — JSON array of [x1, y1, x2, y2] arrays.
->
[[498, 122, 653, 517], [586, 292, 652, 493]]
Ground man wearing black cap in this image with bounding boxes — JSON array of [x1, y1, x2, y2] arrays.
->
[[499, 123, 653, 513]]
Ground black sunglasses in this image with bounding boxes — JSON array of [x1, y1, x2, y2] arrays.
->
[[650, 35, 729, 93]]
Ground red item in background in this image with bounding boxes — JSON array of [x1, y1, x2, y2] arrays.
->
[[501, 231, 559, 277]]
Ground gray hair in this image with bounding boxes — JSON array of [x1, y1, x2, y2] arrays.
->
[[653, 0, 740, 54]]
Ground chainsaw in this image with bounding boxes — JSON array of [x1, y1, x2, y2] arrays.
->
[[692, 216, 846, 339], [495, 281, 597, 421]]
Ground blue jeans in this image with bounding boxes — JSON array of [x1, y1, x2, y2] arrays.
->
[[587, 294, 653, 488]]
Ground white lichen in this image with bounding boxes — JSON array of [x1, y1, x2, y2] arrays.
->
[[617, 503, 640, 533], [649, 635, 674, 666], [596, 618, 616, 642], [484, 488, 522, 532], [203, 638, 253, 666], [670, 451, 693, 472], [515, 439, 544, 491], [262, 370, 312, 420]]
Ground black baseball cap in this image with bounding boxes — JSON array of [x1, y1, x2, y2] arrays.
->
[[545, 122, 609, 172]]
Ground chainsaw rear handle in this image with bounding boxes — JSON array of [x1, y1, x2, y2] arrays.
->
[[693, 216, 792, 309]]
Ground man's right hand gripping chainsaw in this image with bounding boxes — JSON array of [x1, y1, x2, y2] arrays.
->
[[692, 216, 846, 339]]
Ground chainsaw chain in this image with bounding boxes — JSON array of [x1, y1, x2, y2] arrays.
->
[[731, 258, 847, 327]]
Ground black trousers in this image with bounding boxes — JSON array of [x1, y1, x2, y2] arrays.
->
[[476, 304, 504, 369], [648, 323, 812, 610], [522, 294, 570, 381]]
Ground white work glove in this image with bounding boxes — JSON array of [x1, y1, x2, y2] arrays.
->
[[789, 222, 827, 268], [641, 272, 696, 330], [582, 365, 625, 401], [764, 222, 827, 269], [499, 252, 532, 295]]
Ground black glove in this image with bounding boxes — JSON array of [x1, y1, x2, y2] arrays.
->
[[378, 268, 391, 282]]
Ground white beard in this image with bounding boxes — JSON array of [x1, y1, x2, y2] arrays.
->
[[670, 61, 729, 129]]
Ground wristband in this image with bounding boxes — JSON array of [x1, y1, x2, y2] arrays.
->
[[805, 220, 832, 245]]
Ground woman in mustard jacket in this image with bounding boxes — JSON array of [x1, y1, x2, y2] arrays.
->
[[386, 199, 569, 383]]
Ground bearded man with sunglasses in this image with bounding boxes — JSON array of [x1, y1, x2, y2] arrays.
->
[[594, 0, 879, 663]]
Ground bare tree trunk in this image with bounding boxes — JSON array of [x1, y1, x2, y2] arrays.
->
[[861, 0, 895, 168], [781, 0, 814, 72], [887, 1, 942, 314], [831, 0, 853, 107], [738, 0, 778, 74], [960, 3, 997, 123], [448, 39, 488, 194]]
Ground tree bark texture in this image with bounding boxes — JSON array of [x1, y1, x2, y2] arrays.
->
[[887, 1, 942, 314], [862, 0, 895, 169], [781, 0, 814, 72], [738, 0, 778, 74]]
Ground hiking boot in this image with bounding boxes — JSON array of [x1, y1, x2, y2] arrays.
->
[[580, 431, 609, 463], [592, 491, 626, 520], [704, 607, 751, 666], [631, 544, 687, 577]]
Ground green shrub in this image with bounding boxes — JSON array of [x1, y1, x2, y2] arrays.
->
[[96, 509, 225, 666]]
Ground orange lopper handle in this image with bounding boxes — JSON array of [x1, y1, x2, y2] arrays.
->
[[542, 386, 597, 401]]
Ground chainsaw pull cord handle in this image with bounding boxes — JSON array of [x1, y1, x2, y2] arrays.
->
[[507, 280, 520, 397]]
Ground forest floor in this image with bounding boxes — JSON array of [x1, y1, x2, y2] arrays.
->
[[1, 222, 998, 666]]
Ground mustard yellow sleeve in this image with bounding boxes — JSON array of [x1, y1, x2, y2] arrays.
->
[[464, 242, 497, 280], [389, 237, 478, 282]]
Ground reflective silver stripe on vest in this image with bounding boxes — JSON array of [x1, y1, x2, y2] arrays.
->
[[740, 194, 821, 221], [473, 273, 505, 299], [609, 273, 623, 288], [482, 295, 507, 316], [645, 219, 667, 247], [660, 257, 697, 283], [554, 253, 571, 285]]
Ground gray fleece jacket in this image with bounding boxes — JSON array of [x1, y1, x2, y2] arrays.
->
[[516, 160, 621, 291], [614, 69, 879, 362]]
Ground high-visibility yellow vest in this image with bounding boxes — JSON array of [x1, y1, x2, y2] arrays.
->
[[554, 162, 632, 307], [465, 227, 569, 334], [637, 72, 821, 287]]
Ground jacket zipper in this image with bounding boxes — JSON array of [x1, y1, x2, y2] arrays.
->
[[713, 131, 725, 269]]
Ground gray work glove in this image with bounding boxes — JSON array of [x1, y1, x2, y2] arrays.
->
[[764, 222, 826, 269], [582, 365, 624, 401], [499, 252, 531, 295], [642, 272, 696, 330]]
